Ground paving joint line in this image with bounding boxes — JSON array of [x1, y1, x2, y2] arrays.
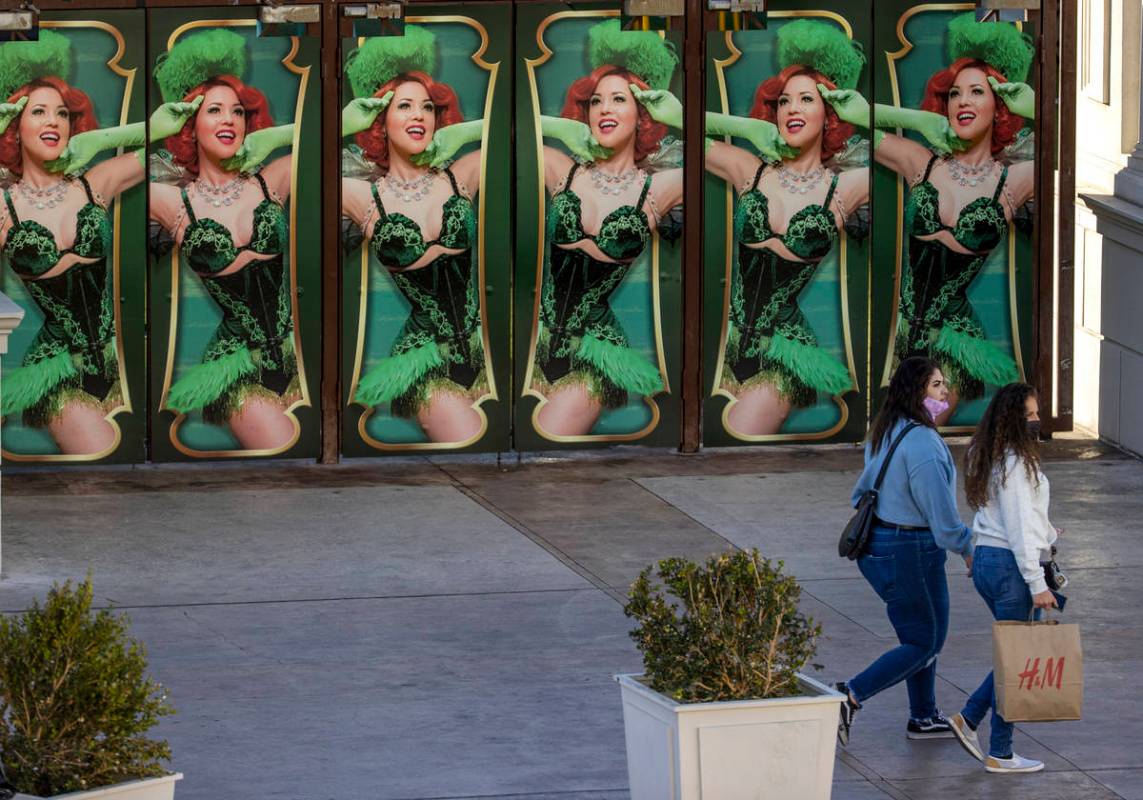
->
[[0, 586, 596, 615], [625, 477, 741, 552], [428, 461, 626, 605], [389, 789, 630, 800]]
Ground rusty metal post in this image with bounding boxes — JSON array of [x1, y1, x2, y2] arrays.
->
[[679, 0, 706, 452]]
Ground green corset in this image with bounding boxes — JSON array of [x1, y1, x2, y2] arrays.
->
[[180, 172, 286, 276]]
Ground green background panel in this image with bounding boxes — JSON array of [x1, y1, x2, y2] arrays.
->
[[869, 5, 1035, 428], [702, 3, 873, 447], [340, 6, 513, 455], [147, 9, 321, 460], [514, 4, 683, 450], [1, 11, 146, 463]]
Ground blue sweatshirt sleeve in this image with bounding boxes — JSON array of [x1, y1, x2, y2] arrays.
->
[[907, 457, 973, 557]]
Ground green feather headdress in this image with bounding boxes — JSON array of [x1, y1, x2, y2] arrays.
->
[[587, 20, 678, 91], [0, 30, 72, 101], [947, 13, 1034, 83], [776, 19, 864, 90], [153, 29, 247, 103], [345, 25, 436, 99]]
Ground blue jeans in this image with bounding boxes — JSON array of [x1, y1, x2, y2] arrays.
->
[[847, 525, 949, 720], [962, 545, 1039, 758]]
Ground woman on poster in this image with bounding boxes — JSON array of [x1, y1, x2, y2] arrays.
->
[[525, 20, 683, 437], [340, 26, 488, 444], [824, 14, 1033, 424], [637, 19, 868, 436], [0, 31, 192, 455], [149, 29, 299, 451]]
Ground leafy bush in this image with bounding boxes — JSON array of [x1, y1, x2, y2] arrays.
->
[[624, 549, 822, 703], [0, 578, 173, 797]]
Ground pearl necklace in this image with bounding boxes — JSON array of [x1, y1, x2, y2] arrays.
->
[[947, 157, 996, 188], [383, 171, 436, 203], [18, 178, 69, 210], [194, 175, 246, 208], [777, 165, 825, 195], [589, 165, 642, 196]]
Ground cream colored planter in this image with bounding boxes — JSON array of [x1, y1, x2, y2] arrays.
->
[[14, 773, 182, 800], [617, 673, 843, 800]]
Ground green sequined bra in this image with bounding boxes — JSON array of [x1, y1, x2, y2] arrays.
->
[[1, 175, 117, 428]]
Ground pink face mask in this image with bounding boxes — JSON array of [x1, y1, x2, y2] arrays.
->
[[923, 396, 950, 422]]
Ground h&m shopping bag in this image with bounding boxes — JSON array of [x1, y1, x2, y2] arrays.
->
[[993, 619, 1084, 722]]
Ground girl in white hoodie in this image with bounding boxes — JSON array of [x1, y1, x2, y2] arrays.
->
[[948, 382, 1060, 774]]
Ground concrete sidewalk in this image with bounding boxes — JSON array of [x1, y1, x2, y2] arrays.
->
[[1, 438, 1139, 800]]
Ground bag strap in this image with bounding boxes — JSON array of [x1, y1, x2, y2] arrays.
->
[[872, 422, 921, 492]]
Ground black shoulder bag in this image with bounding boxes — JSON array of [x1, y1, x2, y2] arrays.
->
[[838, 422, 920, 560]]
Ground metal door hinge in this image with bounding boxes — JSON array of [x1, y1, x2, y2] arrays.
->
[[260, 4, 320, 25], [624, 0, 685, 16], [343, 3, 403, 19]]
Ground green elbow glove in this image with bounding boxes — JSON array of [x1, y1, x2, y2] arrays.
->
[[411, 119, 484, 168], [872, 104, 966, 155], [705, 112, 797, 161], [988, 77, 1035, 120], [540, 115, 610, 162], [221, 124, 295, 173], [46, 121, 145, 175], [342, 92, 392, 137], [629, 85, 683, 130]]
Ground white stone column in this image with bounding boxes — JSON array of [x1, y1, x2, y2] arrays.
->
[[0, 292, 26, 578], [1083, 12, 1143, 456]]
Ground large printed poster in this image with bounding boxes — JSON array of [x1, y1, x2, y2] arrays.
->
[[515, 7, 684, 447], [703, 8, 872, 444], [873, 7, 1035, 429], [0, 13, 146, 463], [147, 12, 320, 459], [340, 9, 512, 454]]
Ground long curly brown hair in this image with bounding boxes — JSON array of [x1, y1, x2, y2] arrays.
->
[[964, 383, 1040, 510], [869, 356, 938, 453]]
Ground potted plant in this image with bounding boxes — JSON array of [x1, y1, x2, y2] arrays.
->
[[618, 549, 843, 800], [0, 578, 181, 800]]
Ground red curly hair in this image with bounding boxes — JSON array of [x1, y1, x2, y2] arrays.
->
[[355, 71, 463, 171], [921, 57, 1025, 155], [0, 77, 98, 177], [561, 66, 667, 164], [748, 65, 853, 162], [165, 75, 274, 176]]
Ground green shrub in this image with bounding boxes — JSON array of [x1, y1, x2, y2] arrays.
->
[[0, 577, 174, 797], [624, 549, 822, 703]]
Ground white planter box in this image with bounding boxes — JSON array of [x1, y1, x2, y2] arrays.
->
[[14, 773, 182, 800], [617, 673, 843, 800]]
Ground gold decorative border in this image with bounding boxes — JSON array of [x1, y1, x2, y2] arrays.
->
[[158, 20, 311, 458], [347, 15, 499, 451], [3, 20, 134, 463], [521, 9, 673, 444], [879, 2, 1028, 428], [709, 11, 860, 443]]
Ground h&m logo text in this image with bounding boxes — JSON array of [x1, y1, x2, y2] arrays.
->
[[1018, 657, 1066, 690]]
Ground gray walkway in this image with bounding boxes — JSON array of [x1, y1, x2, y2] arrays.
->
[[1, 438, 1140, 800]]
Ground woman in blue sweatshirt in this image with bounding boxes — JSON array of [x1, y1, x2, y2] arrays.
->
[[835, 356, 974, 746]]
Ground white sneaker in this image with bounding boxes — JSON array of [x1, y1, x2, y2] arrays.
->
[[985, 753, 1044, 773], [949, 713, 983, 762]]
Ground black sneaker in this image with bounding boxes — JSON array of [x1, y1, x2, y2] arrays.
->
[[906, 713, 956, 739], [836, 682, 859, 746]]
